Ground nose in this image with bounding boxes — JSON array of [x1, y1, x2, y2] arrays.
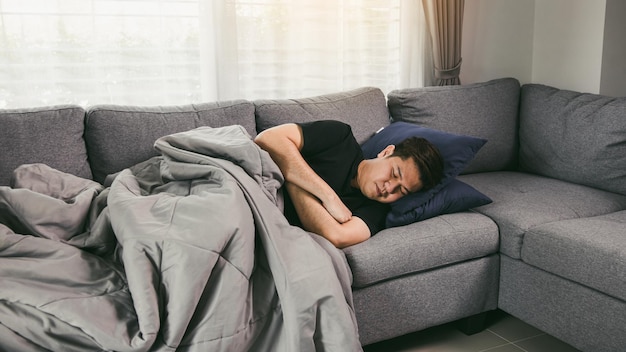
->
[[385, 180, 400, 194]]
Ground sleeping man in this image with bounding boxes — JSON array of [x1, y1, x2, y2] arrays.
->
[[254, 120, 444, 248]]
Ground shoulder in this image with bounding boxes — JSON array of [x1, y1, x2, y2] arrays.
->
[[299, 120, 352, 137], [299, 120, 356, 154]]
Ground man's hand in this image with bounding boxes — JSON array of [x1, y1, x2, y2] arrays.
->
[[322, 196, 352, 224], [285, 183, 371, 248]]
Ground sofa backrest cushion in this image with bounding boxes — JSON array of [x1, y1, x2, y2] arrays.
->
[[0, 105, 92, 186], [519, 84, 626, 196], [387, 77, 521, 174], [85, 100, 256, 184], [254, 87, 390, 144]]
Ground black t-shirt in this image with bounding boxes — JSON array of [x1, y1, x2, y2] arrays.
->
[[282, 120, 388, 235]]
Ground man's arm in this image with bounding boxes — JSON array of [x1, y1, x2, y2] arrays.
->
[[254, 123, 352, 223], [285, 183, 371, 248], [254, 123, 372, 247]]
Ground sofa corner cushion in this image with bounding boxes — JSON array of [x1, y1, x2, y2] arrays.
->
[[519, 83, 626, 196], [254, 87, 390, 144], [521, 210, 626, 302], [0, 105, 92, 186], [387, 77, 520, 173], [85, 100, 256, 183]]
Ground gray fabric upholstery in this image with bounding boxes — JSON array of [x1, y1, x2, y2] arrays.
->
[[0, 105, 92, 186], [499, 255, 626, 352], [519, 84, 626, 196], [344, 212, 498, 288], [85, 101, 256, 183], [522, 210, 626, 302], [387, 78, 520, 174], [254, 87, 390, 144], [5, 80, 624, 350], [354, 255, 499, 346], [459, 171, 626, 259]]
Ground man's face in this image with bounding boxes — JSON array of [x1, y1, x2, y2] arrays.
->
[[355, 145, 423, 203]]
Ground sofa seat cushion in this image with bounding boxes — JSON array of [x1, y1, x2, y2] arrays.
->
[[521, 210, 626, 302], [459, 171, 626, 259], [343, 212, 498, 288], [85, 100, 256, 183], [0, 105, 92, 186], [254, 87, 390, 144]]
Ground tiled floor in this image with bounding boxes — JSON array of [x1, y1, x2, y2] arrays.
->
[[363, 310, 582, 352]]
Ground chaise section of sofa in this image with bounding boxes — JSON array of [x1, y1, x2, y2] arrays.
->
[[461, 83, 626, 352], [459, 169, 626, 352], [495, 84, 626, 352]]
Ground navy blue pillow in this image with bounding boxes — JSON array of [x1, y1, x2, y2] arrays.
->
[[361, 121, 487, 222], [385, 179, 492, 227]]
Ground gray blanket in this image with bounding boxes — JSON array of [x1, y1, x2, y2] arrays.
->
[[0, 125, 361, 352]]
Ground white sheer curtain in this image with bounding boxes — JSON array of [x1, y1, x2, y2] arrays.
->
[[0, 0, 428, 109]]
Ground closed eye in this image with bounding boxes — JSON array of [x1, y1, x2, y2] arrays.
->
[[395, 167, 409, 195]]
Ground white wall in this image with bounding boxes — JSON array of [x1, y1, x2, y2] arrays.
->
[[461, 0, 535, 85], [600, 0, 626, 97], [532, 0, 606, 93], [462, 0, 610, 94]]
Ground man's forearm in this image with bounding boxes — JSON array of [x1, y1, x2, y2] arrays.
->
[[255, 124, 351, 223], [286, 183, 371, 249]]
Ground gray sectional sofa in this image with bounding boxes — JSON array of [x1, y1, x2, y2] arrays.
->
[[1, 77, 624, 352]]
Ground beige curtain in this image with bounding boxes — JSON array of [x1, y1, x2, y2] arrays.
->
[[422, 0, 465, 86]]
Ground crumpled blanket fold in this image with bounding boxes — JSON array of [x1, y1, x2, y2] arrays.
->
[[0, 125, 361, 352]]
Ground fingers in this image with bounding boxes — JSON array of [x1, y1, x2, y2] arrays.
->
[[324, 201, 352, 224]]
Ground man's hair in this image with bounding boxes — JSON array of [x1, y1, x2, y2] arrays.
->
[[391, 137, 444, 191]]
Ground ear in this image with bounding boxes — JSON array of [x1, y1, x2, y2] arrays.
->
[[376, 145, 395, 158]]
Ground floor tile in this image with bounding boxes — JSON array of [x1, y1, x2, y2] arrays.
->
[[513, 333, 582, 352], [486, 311, 545, 342], [362, 310, 583, 352], [364, 322, 508, 352], [430, 329, 509, 352], [480, 344, 526, 352]]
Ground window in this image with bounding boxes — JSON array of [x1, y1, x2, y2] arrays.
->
[[233, 0, 402, 99], [0, 0, 425, 109]]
